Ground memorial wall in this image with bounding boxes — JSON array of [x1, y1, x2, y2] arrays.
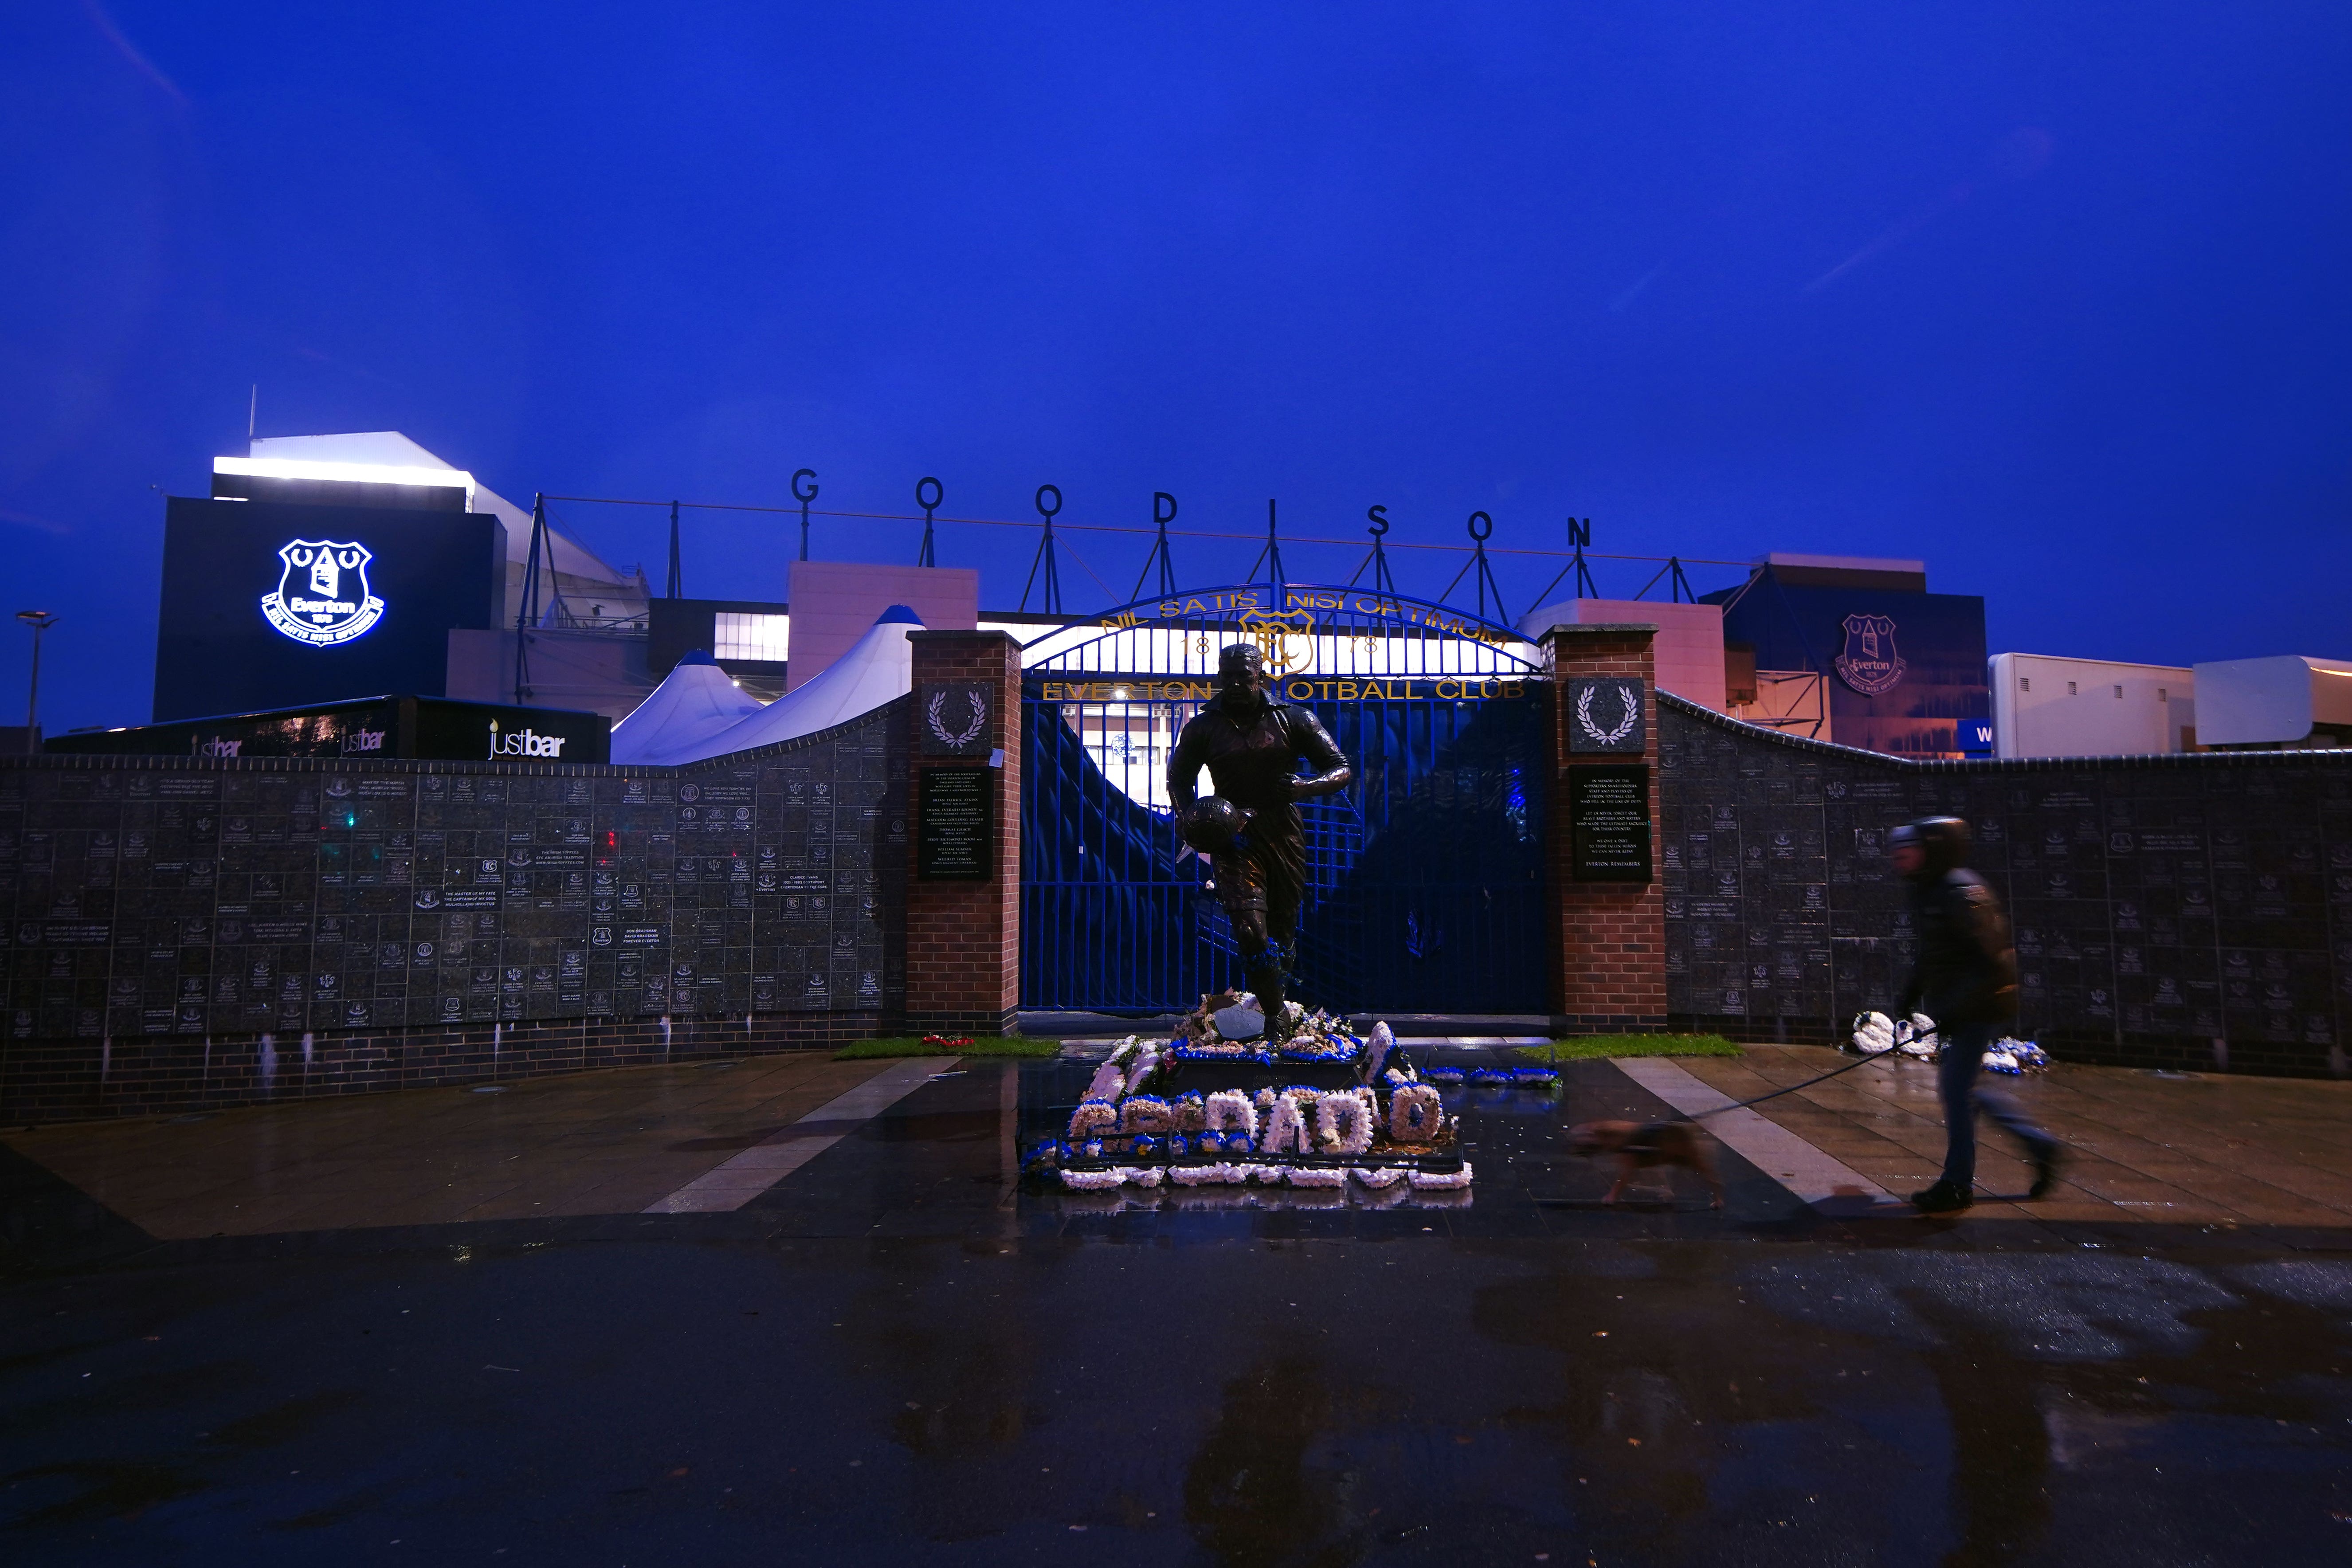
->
[[0, 701, 911, 1119], [1659, 694, 2352, 1076]]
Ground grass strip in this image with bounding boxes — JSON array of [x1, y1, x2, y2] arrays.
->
[[1515, 1033, 1742, 1063], [836, 1035, 1062, 1060]]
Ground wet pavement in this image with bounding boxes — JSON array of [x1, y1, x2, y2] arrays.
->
[[1681, 1045, 2352, 1230], [5, 1051, 2350, 1564], [0, 1052, 904, 1237]]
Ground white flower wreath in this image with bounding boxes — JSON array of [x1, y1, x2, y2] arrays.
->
[[1203, 1089, 1258, 1145], [1388, 1084, 1444, 1143], [1066, 1101, 1118, 1141], [1119, 1095, 1176, 1136], [1314, 1089, 1376, 1156], [1061, 1168, 1127, 1190], [1352, 1165, 1409, 1188], [1083, 1060, 1128, 1103], [1260, 1091, 1314, 1156], [1849, 1010, 1893, 1054], [1407, 1162, 1474, 1190]]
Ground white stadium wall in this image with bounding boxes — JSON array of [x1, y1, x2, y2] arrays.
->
[[1989, 652, 2194, 758], [2191, 655, 2352, 747]]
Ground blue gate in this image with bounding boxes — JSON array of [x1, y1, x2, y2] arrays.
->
[[1019, 584, 1552, 1014]]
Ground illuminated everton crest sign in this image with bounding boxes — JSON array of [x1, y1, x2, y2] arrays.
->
[[1832, 613, 1905, 696], [260, 539, 385, 646]]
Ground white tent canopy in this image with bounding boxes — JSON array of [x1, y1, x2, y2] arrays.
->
[[669, 605, 925, 764], [609, 649, 767, 765]]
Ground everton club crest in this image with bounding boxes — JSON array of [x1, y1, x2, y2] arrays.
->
[[261, 539, 384, 646], [1237, 608, 1315, 674], [1833, 613, 1905, 696]]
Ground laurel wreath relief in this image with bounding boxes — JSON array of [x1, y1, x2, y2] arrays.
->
[[926, 689, 986, 749], [1575, 683, 1639, 745]]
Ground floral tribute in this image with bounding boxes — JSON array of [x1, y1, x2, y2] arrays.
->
[[1026, 1024, 1501, 1195], [1420, 1064, 1559, 1086], [1167, 990, 1367, 1066], [1848, 1011, 2050, 1074]]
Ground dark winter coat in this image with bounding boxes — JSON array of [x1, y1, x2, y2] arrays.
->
[[1899, 869, 2020, 1027]]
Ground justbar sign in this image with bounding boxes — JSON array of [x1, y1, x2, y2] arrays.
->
[[487, 719, 567, 759]]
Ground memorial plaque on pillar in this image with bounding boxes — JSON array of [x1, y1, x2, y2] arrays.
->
[[1566, 678, 1647, 753], [1569, 764, 1652, 882], [917, 767, 992, 880]]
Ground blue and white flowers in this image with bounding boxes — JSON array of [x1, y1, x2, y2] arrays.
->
[[1119, 1095, 1176, 1136], [1983, 1038, 2050, 1074], [1067, 1101, 1118, 1141], [1388, 1084, 1444, 1143], [1031, 1017, 1561, 1198], [1171, 992, 1371, 1067], [1203, 1089, 1258, 1145], [1851, 1012, 2051, 1073]]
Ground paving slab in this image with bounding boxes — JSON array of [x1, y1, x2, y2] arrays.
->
[[1, 1051, 902, 1236], [1614, 1056, 1895, 1213], [1681, 1044, 2352, 1228]]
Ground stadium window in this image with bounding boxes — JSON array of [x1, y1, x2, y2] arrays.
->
[[2114, 685, 2124, 698], [2158, 688, 2168, 702], [2067, 680, 2078, 696], [2020, 676, 2031, 691], [713, 612, 790, 662]]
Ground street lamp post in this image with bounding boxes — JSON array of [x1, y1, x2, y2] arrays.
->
[[16, 611, 56, 756]]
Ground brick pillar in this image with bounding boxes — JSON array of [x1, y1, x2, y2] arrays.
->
[[1546, 623, 1668, 1033], [904, 631, 1023, 1036]]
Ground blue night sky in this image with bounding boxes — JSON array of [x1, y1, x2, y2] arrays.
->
[[3, 3, 2348, 731]]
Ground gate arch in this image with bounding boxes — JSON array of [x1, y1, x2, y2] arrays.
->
[[1020, 584, 1552, 1014]]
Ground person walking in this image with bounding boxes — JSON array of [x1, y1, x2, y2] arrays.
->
[[1889, 816, 2063, 1214]]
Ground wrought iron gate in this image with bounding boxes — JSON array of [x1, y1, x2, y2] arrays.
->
[[1019, 584, 1551, 1014]]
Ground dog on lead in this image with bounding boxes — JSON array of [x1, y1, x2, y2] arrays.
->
[[1568, 1120, 1724, 1209]]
